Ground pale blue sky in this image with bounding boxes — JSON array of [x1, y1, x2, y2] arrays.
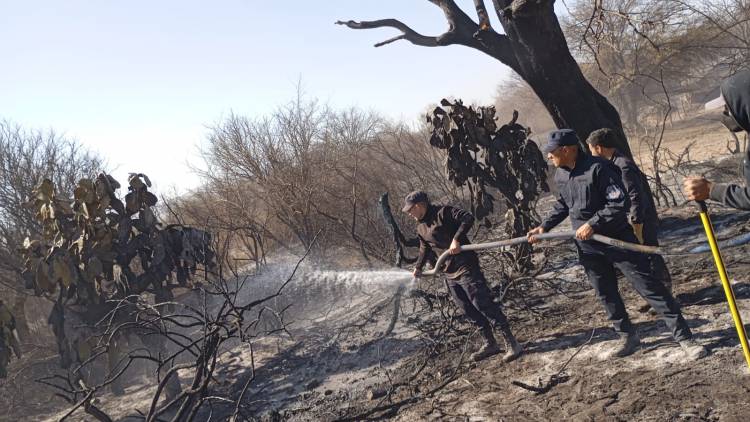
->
[[1, 1, 563, 193]]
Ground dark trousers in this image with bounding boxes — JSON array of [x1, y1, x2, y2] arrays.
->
[[642, 219, 673, 290], [446, 269, 511, 334], [577, 231, 692, 341]]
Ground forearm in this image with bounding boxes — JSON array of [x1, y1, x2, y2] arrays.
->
[[454, 222, 472, 240], [710, 182, 750, 210], [541, 203, 568, 231], [621, 166, 646, 223], [414, 250, 427, 270], [451, 208, 475, 240], [414, 238, 430, 270], [628, 193, 645, 223], [587, 206, 626, 231], [541, 217, 562, 232]]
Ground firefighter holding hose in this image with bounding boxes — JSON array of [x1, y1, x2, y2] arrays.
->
[[404, 191, 523, 362], [527, 129, 707, 360], [586, 128, 674, 313]]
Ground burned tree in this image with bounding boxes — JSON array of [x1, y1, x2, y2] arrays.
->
[[18, 173, 216, 408], [427, 100, 548, 269], [0, 121, 104, 344], [337, 0, 634, 158], [13, 170, 323, 420]]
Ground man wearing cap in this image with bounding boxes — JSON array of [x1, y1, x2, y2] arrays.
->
[[404, 191, 523, 362], [527, 129, 707, 360], [684, 69, 750, 208], [586, 128, 673, 307]]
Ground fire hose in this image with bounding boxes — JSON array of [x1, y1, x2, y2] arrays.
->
[[420, 230, 741, 277]]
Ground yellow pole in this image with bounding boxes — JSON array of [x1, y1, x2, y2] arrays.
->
[[697, 201, 750, 369]]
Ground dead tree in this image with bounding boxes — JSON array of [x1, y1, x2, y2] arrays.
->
[[23, 174, 316, 421], [39, 248, 311, 421], [338, 0, 635, 158], [0, 121, 104, 342], [379, 192, 438, 269], [427, 101, 548, 270], [19, 173, 217, 402]]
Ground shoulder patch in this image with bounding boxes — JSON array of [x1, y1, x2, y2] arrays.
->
[[606, 185, 624, 200]]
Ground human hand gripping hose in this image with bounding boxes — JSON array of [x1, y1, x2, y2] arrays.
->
[[695, 201, 750, 370]]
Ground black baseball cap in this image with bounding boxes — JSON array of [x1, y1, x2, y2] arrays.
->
[[543, 129, 579, 154], [402, 190, 429, 212]]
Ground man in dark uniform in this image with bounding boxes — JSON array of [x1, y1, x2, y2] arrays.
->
[[587, 128, 673, 310], [405, 191, 523, 362], [684, 69, 750, 208], [527, 129, 707, 360]]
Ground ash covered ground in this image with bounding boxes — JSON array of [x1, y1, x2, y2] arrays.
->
[[5, 202, 750, 421]]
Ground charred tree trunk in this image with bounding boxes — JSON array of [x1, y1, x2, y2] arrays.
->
[[427, 103, 548, 272], [491, 1, 632, 158], [338, 0, 633, 159]]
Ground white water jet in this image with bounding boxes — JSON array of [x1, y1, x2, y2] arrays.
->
[[304, 269, 414, 288]]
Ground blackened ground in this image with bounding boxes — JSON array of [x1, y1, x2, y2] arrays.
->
[[257, 206, 750, 421], [10, 206, 750, 421]]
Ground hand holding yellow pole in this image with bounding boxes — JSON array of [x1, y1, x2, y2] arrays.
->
[[697, 201, 750, 369]]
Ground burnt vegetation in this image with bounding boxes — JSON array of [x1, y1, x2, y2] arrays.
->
[[2, 0, 750, 421]]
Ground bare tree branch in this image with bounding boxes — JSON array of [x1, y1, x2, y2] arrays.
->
[[336, 1, 521, 72], [474, 0, 492, 30], [334, 19, 443, 47]]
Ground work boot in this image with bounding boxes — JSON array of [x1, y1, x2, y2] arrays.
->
[[679, 339, 709, 361], [501, 331, 524, 363], [471, 329, 501, 362], [604, 332, 641, 359]]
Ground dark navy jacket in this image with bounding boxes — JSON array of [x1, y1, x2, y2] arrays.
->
[[611, 150, 658, 225], [415, 205, 478, 279], [541, 153, 631, 237]]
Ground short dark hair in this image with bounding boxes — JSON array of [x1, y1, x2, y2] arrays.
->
[[586, 128, 617, 148]]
